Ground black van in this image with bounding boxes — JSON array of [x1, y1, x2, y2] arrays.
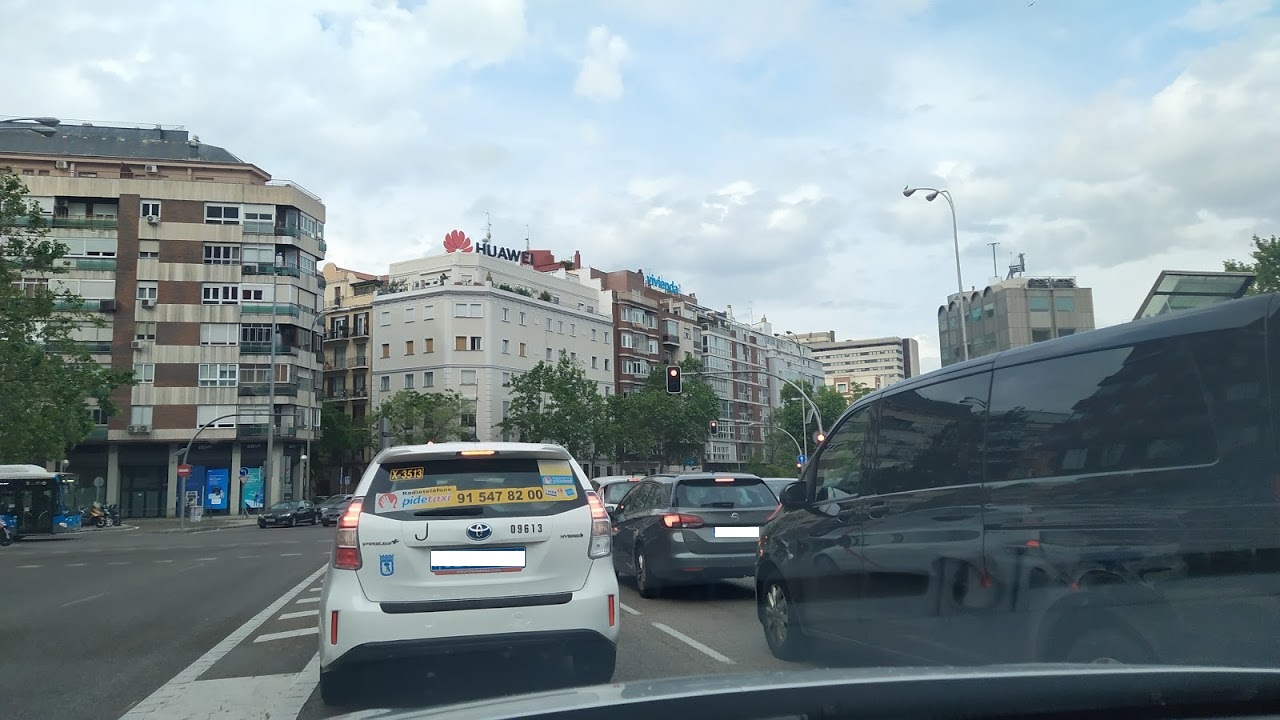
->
[[757, 293, 1280, 667]]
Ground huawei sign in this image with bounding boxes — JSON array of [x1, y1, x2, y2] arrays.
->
[[444, 230, 473, 253]]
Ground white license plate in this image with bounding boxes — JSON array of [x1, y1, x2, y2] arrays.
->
[[430, 548, 526, 574], [713, 526, 759, 539]]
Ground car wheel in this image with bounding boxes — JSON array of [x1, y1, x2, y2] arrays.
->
[[321, 519, 330, 527], [1062, 627, 1154, 665], [635, 547, 661, 599], [761, 575, 809, 661], [319, 667, 358, 706], [286, 517, 296, 528], [572, 644, 617, 686], [258, 521, 266, 529]]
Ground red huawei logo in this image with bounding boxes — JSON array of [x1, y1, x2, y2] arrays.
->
[[444, 230, 473, 253]]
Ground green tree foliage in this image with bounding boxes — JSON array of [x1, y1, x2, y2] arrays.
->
[[1224, 234, 1280, 295], [608, 357, 719, 466], [773, 381, 855, 449], [498, 352, 607, 460], [315, 408, 373, 473], [0, 169, 133, 463], [374, 389, 465, 446]]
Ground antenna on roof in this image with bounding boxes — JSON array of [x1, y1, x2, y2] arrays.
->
[[525, 224, 530, 252], [1007, 252, 1026, 280], [484, 212, 492, 242]]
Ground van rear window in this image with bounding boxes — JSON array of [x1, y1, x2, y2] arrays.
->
[[365, 456, 585, 519]]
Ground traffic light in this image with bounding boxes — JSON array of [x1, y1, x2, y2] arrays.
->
[[666, 365, 682, 394], [814, 431, 826, 444], [709, 420, 718, 435]]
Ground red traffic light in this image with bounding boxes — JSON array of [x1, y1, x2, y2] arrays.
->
[[665, 365, 682, 394], [814, 431, 826, 444]]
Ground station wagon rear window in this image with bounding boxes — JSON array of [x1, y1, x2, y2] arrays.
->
[[673, 478, 777, 509], [365, 456, 586, 519]]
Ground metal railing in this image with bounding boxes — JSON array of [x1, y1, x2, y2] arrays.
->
[[240, 304, 300, 317], [237, 381, 300, 397], [239, 342, 296, 355]]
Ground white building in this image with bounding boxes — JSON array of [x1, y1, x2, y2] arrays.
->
[[793, 332, 921, 398], [370, 243, 614, 457]]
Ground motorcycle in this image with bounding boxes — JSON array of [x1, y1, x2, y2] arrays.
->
[[0, 517, 13, 546], [103, 504, 121, 527], [81, 504, 108, 529]]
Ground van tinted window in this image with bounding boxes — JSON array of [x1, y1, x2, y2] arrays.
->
[[815, 406, 872, 499], [985, 341, 1217, 483], [872, 372, 990, 495], [364, 456, 585, 519]]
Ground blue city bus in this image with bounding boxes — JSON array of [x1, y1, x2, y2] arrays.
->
[[0, 464, 83, 539]]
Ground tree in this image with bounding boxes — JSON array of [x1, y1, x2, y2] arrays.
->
[[373, 389, 465, 446], [315, 408, 373, 475], [1224, 234, 1280, 295], [609, 357, 719, 466], [772, 381, 854, 450], [499, 352, 607, 461], [0, 169, 133, 463]]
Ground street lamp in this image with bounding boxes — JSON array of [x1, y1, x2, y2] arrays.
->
[[903, 185, 969, 362], [0, 117, 60, 136], [300, 454, 309, 501]]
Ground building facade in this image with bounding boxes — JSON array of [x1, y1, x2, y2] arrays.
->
[[938, 276, 1096, 366], [370, 237, 614, 472], [320, 263, 383, 492], [592, 269, 701, 397], [793, 332, 921, 397], [0, 123, 327, 518]]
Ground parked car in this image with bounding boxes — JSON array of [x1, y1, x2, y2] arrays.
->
[[319, 495, 354, 527], [258, 500, 320, 528], [591, 475, 644, 514]]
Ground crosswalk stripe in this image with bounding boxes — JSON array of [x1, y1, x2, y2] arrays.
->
[[278, 610, 317, 620], [253, 627, 318, 643]]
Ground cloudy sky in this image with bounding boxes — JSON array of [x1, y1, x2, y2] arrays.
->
[[3, 0, 1275, 370]]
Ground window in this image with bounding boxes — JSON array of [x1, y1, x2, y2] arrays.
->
[[814, 406, 871, 498], [136, 282, 157, 301], [404, 374, 414, 389], [1031, 328, 1052, 343], [133, 363, 155, 384], [424, 371, 434, 388], [381, 344, 390, 359], [837, 382, 848, 393], [240, 323, 271, 344], [380, 311, 391, 326], [140, 201, 161, 218], [204, 204, 240, 225], [130, 406, 153, 426], [1054, 295, 1076, 312], [423, 306, 435, 320], [502, 339, 510, 354], [138, 248, 159, 259], [461, 369, 477, 385], [202, 284, 238, 304], [624, 360, 647, 376], [570, 323, 576, 337], [200, 323, 238, 345], [469, 336, 482, 351], [454, 303, 482, 318], [546, 348, 553, 361], [197, 406, 238, 429], [502, 308, 510, 322], [405, 340, 414, 355], [379, 376, 391, 392], [591, 356, 598, 369], [604, 358, 610, 370], [240, 284, 267, 302], [647, 339, 659, 355], [985, 342, 1217, 484], [424, 338, 434, 353], [455, 336, 467, 351], [203, 244, 239, 265], [592, 328, 597, 341], [519, 312, 527, 326], [519, 342, 527, 357], [238, 365, 273, 384], [621, 334, 634, 349], [199, 363, 238, 387], [502, 371, 512, 386], [135, 322, 156, 341], [1058, 328, 1077, 337], [558, 321, 564, 334], [1028, 294, 1051, 312], [404, 306, 415, 322], [873, 372, 990, 494]]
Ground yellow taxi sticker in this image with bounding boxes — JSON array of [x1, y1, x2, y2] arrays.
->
[[373, 484, 576, 514], [537, 460, 573, 478], [388, 467, 425, 481]]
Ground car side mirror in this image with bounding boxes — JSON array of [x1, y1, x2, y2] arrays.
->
[[609, 506, 622, 519], [779, 482, 807, 511]]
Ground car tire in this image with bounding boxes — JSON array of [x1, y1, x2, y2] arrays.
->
[[319, 667, 358, 706], [1062, 626, 1154, 664], [760, 575, 810, 662], [572, 644, 617, 686], [258, 521, 266, 529], [635, 547, 661, 599], [286, 517, 296, 528], [321, 520, 330, 527]]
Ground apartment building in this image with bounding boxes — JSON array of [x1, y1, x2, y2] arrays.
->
[[792, 332, 921, 397], [370, 233, 614, 471], [591, 269, 701, 397], [939, 275, 1095, 367], [0, 123, 326, 518], [320, 263, 384, 491]]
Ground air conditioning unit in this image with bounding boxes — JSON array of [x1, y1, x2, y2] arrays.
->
[[130, 340, 143, 350], [145, 215, 160, 225], [140, 298, 156, 308], [55, 160, 69, 169], [126, 424, 151, 433], [145, 164, 159, 174]]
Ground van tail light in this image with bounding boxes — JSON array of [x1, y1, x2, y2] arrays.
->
[[586, 491, 612, 559], [661, 513, 705, 529], [333, 498, 364, 570]]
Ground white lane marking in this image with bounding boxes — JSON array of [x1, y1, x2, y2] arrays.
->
[[120, 564, 326, 720], [619, 602, 641, 616], [195, 557, 216, 561], [307, 586, 321, 593], [108, 561, 130, 565], [177, 564, 203, 573], [60, 592, 106, 608], [294, 596, 320, 604], [280, 552, 302, 557], [650, 622, 736, 665], [278, 610, 317, 620], [254, 627, 319, 643], [66, 562, 87, 567], [237, 556, 254, 559], [17, 564, 40, 569], [155, 559, 174, 563]]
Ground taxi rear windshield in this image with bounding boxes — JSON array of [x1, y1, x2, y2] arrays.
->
[[673, 478, 777, 509], [365, 456, 585, 519]]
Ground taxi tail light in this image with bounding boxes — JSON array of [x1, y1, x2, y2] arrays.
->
[[333, 499, 363, 570], [586, 490, 612, 559], [661, 513, 704, 529]]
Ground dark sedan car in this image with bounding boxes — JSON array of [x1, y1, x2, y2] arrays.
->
[[258, 500, 320, 528], [319, 495, 354, 527]]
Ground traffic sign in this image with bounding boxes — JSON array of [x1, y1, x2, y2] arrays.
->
[[177, 463, 192, 478], [239, 467, 249, 478], [797, 454, 806, 464]]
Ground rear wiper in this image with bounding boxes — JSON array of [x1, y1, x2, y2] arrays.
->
[[699, 502, 736, 508], [413, 507, 484, 517]]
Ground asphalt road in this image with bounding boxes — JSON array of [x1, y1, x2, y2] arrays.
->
[[2, 525, 855, 720]]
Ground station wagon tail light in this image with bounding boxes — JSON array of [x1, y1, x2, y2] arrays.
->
[[714, 477, 735, 483], [459, 450, 497, 456], [764, 504, 783, 523], [586, 490, 612, 559], [333, 499, 364, 570], [661, 513, 705, 529]]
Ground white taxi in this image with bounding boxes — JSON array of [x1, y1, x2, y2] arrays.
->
[[317, 442, 620, 705]]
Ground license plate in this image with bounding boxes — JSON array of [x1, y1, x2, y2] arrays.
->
[[713, 526, 759, 538], [431, 547, 526, 574]]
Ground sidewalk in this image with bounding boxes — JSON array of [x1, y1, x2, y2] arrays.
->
[[126, 516, 260, 534]]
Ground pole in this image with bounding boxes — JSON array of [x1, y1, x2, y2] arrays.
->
[[266, 254, 281, 506], [178, 412, 244, 530], [988, 241, 1000, 279], [939, 191, 969, 362]]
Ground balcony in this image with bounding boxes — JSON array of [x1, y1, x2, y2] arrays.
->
[[54, 298, 109, 312], [662, 332, 680, 346], [351, 355, 369, 368], [325, 328, 350, 342], [316, 275, 327, 289], [237, 424, 300, 438], [53, 216, 118, 230], [46, 340, 112, 354], [242, 220, 275, 235], [240, 303, 300, 317], [318, 239, 327, 253], [68, 258, 117, 271], [323, 388, 369, 402], [237, 381, 300, 397], [85, 426, 108, 441], [241, 263, 301, 278], [239, 342, 297, 356]]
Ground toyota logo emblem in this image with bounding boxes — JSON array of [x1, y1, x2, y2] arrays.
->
[[466, 522, 493, 541]]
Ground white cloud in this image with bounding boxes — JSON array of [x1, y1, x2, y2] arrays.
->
[[573, 25, 631, 102], [1176, 0, 1275, 31]]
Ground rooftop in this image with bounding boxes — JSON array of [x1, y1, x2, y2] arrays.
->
[[0, 121, 244, 164]]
